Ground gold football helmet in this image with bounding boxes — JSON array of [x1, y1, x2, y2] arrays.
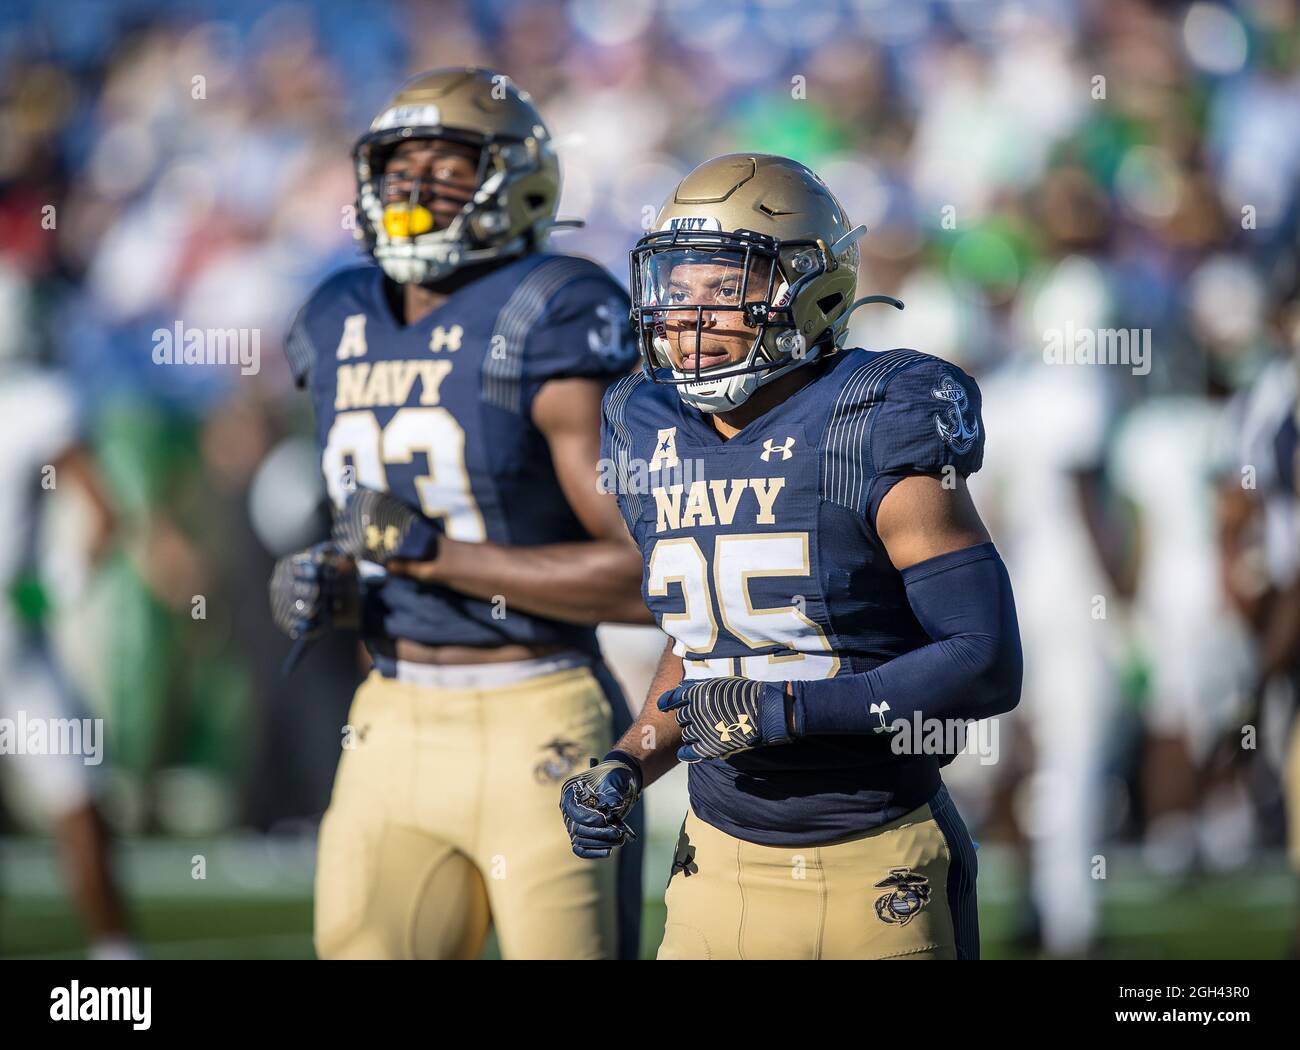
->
[[354, 68, 564, 285], [630, 153, 899, 412]]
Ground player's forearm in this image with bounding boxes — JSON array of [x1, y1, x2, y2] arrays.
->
[[398, 536, 652, 626], [1074, 468, 1138, 599], [1257, 577, 1300, 683], [791, 543, 1022, 733], [612, 640, 684, 786], [1216, 484, 1266, 623]]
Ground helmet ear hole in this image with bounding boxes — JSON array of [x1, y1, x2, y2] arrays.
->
[[525, 192, 547, 211], [817, 292, 843, 314]]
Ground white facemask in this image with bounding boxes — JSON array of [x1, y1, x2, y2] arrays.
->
[[360, 168, 524, 285], [662, 334, 820, 414]]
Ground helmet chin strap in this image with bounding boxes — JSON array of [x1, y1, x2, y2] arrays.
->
[[671, 339, 825, 414], [675, 369, 760, 414], [376, 235, 462, 284], [376, 224, 528, 285]]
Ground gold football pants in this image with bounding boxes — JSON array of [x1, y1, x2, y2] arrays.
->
[[657, 784, 979, 960], [314, 663, 630, 959]]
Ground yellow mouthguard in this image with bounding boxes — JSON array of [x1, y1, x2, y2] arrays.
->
[[382, 203, 435, 239]]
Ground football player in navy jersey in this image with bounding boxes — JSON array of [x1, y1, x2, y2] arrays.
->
[[272, 69, 650, 960], [561, 154, 1023, 959]]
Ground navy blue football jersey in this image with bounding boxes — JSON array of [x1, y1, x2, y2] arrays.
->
[[286, 253, 636, 660], [602, 348, 985, 845]]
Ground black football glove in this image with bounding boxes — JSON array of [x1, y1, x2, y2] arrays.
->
[[657, 677, 792, 761], [269, 542, 358, 642], [332, 487, 442, 564], [559, 752, 642, 859]]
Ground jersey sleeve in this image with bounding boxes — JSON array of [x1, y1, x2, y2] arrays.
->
[[519, 270, 636, 419], [282, 302, 319, 389], [599, 372, 646, 536], [864, 356, 985, 526], [599, 385, 616, 474]]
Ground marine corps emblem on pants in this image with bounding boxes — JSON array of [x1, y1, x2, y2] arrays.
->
[[533, 739, 584, 784], [873, 868, 932, 926]]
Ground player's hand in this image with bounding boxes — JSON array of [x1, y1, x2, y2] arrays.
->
[[657, 677, 792, 761], [269, 542, 358, 641], [1208, 683, 1266, 773], [332, 487, 442, 565], [559, 753, 642, 859]]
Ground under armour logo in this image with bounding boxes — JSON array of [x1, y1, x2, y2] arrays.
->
[[760, 437, 796, 462], [870, 701, 894, 734], [429, 324, 463, 353], [366, 523, 401, 556], [714, 714, 754, 742]]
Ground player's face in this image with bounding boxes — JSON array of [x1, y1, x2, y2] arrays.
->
[[380, 139, 481, 233], [660, 254, 774, 374]]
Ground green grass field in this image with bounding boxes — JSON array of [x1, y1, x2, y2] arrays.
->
[[1, 836, 1294, 960]]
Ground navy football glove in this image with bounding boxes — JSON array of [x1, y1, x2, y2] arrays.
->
[[269, 542, 359, 673], [559, 752, 642, 859], [657, 677, 792, 761], [332, 487, 441, 564], [269, 542, 358, 641]]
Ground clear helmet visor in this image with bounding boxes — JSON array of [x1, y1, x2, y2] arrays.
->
[[633, 246, 789, 381]]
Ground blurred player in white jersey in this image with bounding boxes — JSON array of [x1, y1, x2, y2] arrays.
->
[[975, 350, 1119, 955], [1109, 371, 1254, 874], [0, 264, 135, 958], [969, 256, 1124, 956], [1220, 321, 1300, 955]]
